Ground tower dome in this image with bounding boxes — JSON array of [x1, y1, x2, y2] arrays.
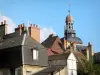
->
[[66, 15, 74, 23], [65, 9, 74, 24]]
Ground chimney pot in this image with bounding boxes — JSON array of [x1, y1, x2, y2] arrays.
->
[[33, 24, 35, 27], [88, 42, 91, 46], [1, 22, 3, 25], [23, 23, 25, 27], [28, 23, 40, 43], [36, 25, 38, 28], [30, 24, 32, 27], [21, 24, 23, 27], [18, 25, 20, 28], [4, 20, 6, 24]]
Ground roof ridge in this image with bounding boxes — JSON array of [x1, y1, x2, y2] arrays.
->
[[21, 34, 26, 45]]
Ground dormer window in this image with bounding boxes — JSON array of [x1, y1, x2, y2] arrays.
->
[[32, 49, 38, 60]]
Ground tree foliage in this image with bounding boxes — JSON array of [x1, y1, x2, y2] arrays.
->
[[77, 58, 100, 75]]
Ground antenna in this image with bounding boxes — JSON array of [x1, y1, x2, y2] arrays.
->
[[28, 20, 31, 26]]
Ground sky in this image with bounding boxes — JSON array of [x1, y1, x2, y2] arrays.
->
[[0, 0, 100, 52]]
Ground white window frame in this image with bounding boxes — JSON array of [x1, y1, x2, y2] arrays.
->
[[32, 49, 38, 60]]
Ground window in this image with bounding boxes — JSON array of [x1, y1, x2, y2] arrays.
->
[[32, 49, 38, 60]]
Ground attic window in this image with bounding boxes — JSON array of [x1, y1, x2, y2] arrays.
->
[[32, 49, 38, 60]]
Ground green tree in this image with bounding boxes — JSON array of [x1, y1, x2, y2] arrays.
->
[[93, 64, 100, 75], [77, 58, 94, 75], [77, 57, 100, 75]]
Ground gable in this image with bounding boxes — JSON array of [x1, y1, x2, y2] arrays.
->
[[68, 52, 76, 61], [51, 37, 64, 54]]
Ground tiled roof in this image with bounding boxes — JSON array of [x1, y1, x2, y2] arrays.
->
[[41, 36, 58, 48], [42, 35, 64, 56]]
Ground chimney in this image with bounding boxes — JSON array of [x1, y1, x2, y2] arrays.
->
[[64, 38, 67, 50], [87, 42, 94, 62], [15, 23, 27, 35], [15, 24, 22, 35], [88, 42, 94, 55], [88, 42, 91, 46], [28, 24, 40, 43], [4, 20, 6, 24], [85, 48, 89, 60], [72, 42, 76, 51], [0, 20, 8, 38], [1, 22, 3, 25]]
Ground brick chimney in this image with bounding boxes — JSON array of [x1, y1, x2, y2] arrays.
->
[[28, 24, 40, 43], [0, 20, 8, 38], [15, 23, 27, 35]]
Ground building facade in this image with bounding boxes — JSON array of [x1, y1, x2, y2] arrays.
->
[[0, 21, 48, 75]]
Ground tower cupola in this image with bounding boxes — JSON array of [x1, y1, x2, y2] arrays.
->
[[66, 15, 74, 24], [65, 9, 74, 25]]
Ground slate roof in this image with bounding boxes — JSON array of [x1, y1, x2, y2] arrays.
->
[[33, 65, 64, 75], [0, 33, 46, 50], [76, 45, 87, 51], [61, 36, 83, 44], [24, 34, 46, 50], [49, 50, 85, 61], [67, 36, 82, 44], [0, 33, 48, 67], [0, 33, 24, 50]]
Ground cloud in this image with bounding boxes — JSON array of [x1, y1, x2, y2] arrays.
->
[[40, 27, 56, 43], [0, 13, 56, 43], [0, 14, 16, 34]]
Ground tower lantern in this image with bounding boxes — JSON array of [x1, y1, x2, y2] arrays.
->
[[63, 4, 83, 44]]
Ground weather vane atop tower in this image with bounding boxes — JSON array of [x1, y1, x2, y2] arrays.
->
[[68, 4, 71, 15]]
